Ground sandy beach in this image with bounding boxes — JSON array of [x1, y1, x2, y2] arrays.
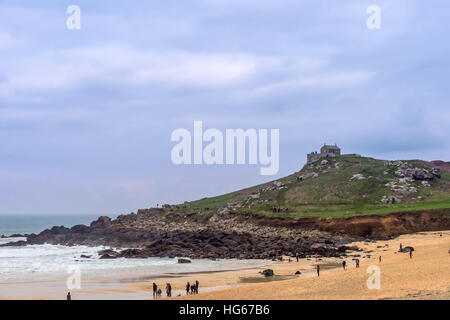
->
[[173, 230, 450, 300], [1, 230, 449, 300]]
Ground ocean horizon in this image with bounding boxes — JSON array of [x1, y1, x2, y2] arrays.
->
[[0, 214, 115, 236]]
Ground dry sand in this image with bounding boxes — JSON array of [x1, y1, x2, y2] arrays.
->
[[169, 230, 450, 300]]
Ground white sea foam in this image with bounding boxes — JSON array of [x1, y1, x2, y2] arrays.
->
[[0, 243, 271, 283]]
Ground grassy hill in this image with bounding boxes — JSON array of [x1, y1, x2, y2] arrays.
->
[[164, 156, 450, 219]]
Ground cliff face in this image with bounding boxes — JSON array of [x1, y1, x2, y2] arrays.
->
[[245, 209, 450, 238]]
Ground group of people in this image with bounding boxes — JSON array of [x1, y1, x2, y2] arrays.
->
[[271, 207, 288, 213], [152, 282, 172, 298], [315, 258, 363, 277], [186, 280, 200, 295]]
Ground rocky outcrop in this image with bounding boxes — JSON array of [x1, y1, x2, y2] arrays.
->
[[9, 210, 355, 260], [4, 206, 449, 259], [385, 160, 438, 181]]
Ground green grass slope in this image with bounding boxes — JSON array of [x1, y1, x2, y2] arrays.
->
[[167, 156, 450, 219]]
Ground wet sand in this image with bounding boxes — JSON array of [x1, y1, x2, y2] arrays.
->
[[1, 230, 449, 300]]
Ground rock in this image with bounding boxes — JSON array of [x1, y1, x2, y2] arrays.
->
[[0, 240, 27, 247], [273, 181, 283, 188], [399, 246, 414, 253], [432, 167, 441, 178], [90, 216, 112, 229], [178, 258, 191, 264], [320, 160, 328, 165], [395, 166, 434, 181], [71, 225, 90, 233], [350, 174, 365, 180], [260, 269, 274, 277], [80, 254, 91, 259], [98, 249, 120, 259], [412, 169, 434, 180], [295, 271, 301, 275]]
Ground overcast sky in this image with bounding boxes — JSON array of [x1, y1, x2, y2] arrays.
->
[[1, 1, 449, 215]]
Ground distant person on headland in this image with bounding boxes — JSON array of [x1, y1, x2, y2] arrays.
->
[[66, 292, 71, 300]]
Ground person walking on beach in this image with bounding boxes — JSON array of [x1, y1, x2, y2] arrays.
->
[[166, 283, 172, 297], [379, 256, 382, 263], [409, 250, 413, 259], [355, 259, 360, 268], [152, 282, 157, 298], [195, 280, 199, 294], [316, 264, 320, 277], [342, 260, 346, 270], [66, 292, 71, 300], [186, 282, 190, 295], [296, 252, 299, 262]]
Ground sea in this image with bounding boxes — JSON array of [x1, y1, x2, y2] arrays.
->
[[0, 214, 269, 285]]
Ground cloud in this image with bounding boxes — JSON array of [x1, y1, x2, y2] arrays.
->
[[248, 70, 374, 98], [0, 0, 449, 214], [0, 46, 271, 100]]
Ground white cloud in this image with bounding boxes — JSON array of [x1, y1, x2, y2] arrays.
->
[[246, 70, 374, 98], [0, 46, 271, 99]]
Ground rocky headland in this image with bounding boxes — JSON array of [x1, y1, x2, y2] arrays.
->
[[3, 207, 450, 261]]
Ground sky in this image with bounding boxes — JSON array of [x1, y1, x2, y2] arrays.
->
[[0, 0, 449, 215]]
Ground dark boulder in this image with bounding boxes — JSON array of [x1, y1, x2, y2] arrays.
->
[[260, 269, 274, 277], [178, 258, 192, 263], [399, 246, 414, 253]]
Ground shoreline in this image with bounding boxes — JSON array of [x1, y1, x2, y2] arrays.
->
[[0, 230, 449, 300]]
